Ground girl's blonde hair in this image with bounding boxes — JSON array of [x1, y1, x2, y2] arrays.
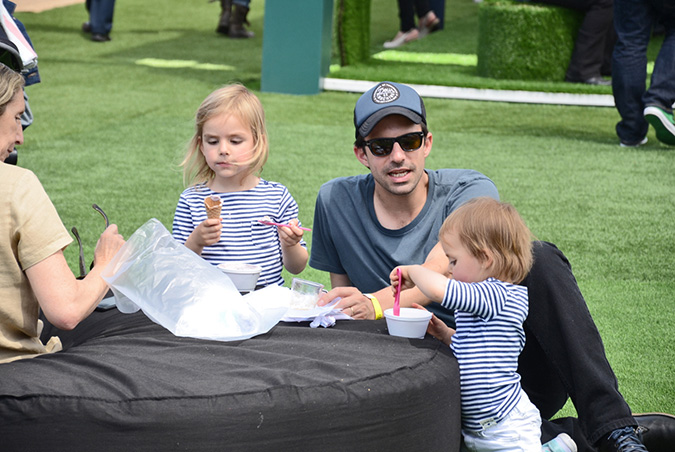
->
[[181, 84, 268, 187], [439, 197, 533, 284], [0, 63, 24, 116]]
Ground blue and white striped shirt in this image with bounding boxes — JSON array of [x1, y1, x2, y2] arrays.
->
[[172, 180, 306, 287], [442, 277, 528, 432]]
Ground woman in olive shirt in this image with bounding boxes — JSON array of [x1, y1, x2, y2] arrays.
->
[[0, 63, 124, 363]]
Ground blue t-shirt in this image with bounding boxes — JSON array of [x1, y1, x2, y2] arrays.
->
[[172, 179, 306, 287], [309, 169, 499, 322]]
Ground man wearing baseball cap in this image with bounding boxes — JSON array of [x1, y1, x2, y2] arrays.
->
[[310, 81, 671, 451]]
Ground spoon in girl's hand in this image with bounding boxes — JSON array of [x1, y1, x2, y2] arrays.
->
[[258, 218, 312, 231]]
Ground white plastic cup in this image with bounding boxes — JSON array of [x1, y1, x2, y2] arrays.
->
[[290, 278, 324, 308], [384, 308, 432, 339]]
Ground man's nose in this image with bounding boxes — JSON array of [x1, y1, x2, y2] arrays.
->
[[390, 142, 406, 161]]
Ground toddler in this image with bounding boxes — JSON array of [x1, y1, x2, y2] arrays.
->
[[391, 197, 576, 452]]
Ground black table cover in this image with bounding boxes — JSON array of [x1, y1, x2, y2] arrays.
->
[[0, 308, 461, 451]]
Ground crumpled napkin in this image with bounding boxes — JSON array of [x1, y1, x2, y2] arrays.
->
[[282, 297, 352, 328]]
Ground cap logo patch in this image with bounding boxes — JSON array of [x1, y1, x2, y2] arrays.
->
[[372, 83, 399, 104]]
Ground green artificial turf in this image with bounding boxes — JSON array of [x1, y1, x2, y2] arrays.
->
[[14, 0, 675, 420]]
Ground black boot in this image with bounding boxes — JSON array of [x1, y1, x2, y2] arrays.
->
[[216, 0, 232, 35], [598, 426, 648, 452], [228, 4, 254, 38]]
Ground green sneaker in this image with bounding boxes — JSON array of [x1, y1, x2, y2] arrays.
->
[[542, 433, 577, 452], [644, 106, 675, 145]]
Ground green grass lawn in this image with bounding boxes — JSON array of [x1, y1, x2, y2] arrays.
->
[[14, 0, 675, 419]]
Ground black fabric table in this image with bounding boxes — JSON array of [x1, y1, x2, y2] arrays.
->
[[0, 308, 461, 451]]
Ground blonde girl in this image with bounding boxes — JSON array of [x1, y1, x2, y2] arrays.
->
[[172, 84, 308, 288]]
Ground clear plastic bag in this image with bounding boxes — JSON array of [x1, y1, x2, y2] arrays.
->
[[102, 219, 290, 341]]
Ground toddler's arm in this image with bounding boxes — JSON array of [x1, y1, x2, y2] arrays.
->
[[390, 265, 448, 304], [413, 303, 455, 346]]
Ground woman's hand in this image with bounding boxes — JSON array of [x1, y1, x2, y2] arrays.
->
[[92, 224, 125, 268]]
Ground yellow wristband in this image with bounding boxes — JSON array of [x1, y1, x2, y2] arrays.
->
[[365, 293, 383, 320]]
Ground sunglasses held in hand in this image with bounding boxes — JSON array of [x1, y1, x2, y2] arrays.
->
[[364, 131, 425, 157]]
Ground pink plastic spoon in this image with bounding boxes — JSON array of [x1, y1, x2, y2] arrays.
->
[[394, 268, 401, 316], [258, 219, 312, 231]]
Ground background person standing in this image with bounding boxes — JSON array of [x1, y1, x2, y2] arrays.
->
[[82, 0, 117, 42], [612, 0, 675, 146]]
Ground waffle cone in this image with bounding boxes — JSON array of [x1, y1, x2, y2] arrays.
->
[[204, 196, 222, 219]]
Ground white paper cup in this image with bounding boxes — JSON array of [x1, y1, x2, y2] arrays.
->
[[217, 262, 262, 293], [384, 308, 432, 339]]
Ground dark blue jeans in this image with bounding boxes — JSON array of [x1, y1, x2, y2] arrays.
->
[[519, 242, 636, 451], [86, 0, 116, 35], [397, 0, 432, 32], [612, 0, 675, 144]]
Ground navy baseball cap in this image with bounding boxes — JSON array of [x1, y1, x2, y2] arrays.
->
[[354, 81, 426, 139]]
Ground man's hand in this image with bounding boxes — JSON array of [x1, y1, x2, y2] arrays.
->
[[317, 286, 376, 319]]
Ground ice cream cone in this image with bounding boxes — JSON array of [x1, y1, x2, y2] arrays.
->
[[205, 195, 222, 219]]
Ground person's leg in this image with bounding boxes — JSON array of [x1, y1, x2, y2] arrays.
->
[[601, 20, 617, 75], [567, 0, 614, 81], [384, 0, 420, 48], [216, 0, 233, 34], [413, 0, 432, 18], [413, 0, 439, 36], [398, 0, 416, 32], [536, 0, 614, 82], [462, 392, 542, 451], [642, 1, 675, 143], [519, 242, 637, 446], [612, 0, 654, 144], [229, 0, 254, 38], [89, 0, 116, 36]]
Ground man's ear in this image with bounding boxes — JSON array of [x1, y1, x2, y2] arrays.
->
[[423, 131, 433, 158], [354, 145, 370, 169]]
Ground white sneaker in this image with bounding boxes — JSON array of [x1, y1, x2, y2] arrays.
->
[[619, 136, 648, 147], [542, 433, 577, 452], [383, 29, 419, 49]]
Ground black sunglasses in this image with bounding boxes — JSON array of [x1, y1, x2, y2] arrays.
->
[[364, 132, 425, 157]]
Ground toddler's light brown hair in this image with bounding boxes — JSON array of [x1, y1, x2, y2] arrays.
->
[[439, 197, 533, 284]]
